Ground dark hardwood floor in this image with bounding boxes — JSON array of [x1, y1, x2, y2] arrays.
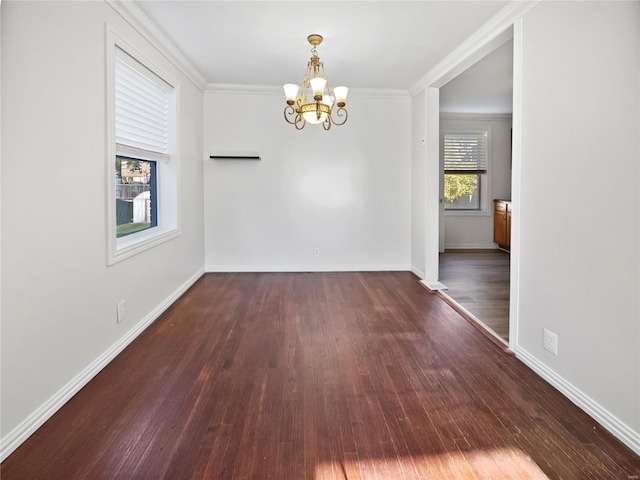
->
[[439, 250, 510, 343], [2, 272, 639, 479]]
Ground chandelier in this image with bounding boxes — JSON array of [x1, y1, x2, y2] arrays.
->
[[283, 34, 348, 130]]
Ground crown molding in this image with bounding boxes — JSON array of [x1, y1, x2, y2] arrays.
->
[[205, 84, 281, 95], [106, 0, 207, 91], [205, 83, 410, 100], [351, 88, 411, 100], [408, 0, 542, 97]]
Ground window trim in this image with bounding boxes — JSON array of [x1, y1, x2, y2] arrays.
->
[[106, 26, 181, 265], [441, 128, 491, 216]]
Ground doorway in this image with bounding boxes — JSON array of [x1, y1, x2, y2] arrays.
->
[[435, 39, 514, 345]]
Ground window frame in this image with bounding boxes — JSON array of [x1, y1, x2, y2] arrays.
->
[[106, 27, 181, 265], [441, 129, 491, 216]]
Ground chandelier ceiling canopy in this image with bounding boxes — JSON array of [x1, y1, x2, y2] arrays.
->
[[283, 34, 348, 131]]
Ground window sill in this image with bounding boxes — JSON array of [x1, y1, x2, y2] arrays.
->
[[444, 210, 491, 217], [108, 227, 180, 265]]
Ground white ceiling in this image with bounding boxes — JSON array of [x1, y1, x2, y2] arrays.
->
[[135, 0, 511, 94], [440, 38, 513, 113], [136, 0, 508, 82]]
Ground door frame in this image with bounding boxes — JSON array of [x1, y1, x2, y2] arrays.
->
[[411, 3, 539, 352]]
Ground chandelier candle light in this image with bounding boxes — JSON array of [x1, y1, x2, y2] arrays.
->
[[283, 34, 348, 130]]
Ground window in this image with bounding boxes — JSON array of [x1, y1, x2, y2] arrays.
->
[[443, 131, 488, 211], [116, 157, 157, 237], [107, 32, 179, 265]]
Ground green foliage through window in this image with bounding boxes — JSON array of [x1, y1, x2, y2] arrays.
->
[[444, 174, 478, 203]]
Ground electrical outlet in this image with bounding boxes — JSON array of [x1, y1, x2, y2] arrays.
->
[[543, 328, 558, 355], [117, 300, 126, 323], [313, 248, 320, 257]]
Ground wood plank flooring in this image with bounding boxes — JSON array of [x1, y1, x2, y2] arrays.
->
[[2, 272, 639, 479], [439, 250, 510, 343]]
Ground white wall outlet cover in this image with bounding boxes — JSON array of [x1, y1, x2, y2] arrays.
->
[[543, 328, 558, 355], [117, 300, 126, 323]]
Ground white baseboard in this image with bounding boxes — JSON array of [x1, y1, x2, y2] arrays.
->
[[443, 243, 499, 250], [516, 346, 640, 456], [0, 268, 205, 462], [410, 266, 425, 279], [205, 264, 411, 273]]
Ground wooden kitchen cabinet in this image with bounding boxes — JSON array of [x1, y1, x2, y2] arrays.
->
[[493, 200, 511, 250]]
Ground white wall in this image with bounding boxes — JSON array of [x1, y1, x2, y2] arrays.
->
[[440, 114, 512, 249], [516, 1, 640, 449], [204, 89, 411, 272], [411, 91, 426, 277], [1, 0, 204, 457]]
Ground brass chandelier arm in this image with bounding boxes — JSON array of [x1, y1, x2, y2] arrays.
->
[[294, 116, 306, 130], [284, 105, 295, 123], [283, 105, 298, 125], [284, 105, 308, 130], [331, 106, 348, 126]]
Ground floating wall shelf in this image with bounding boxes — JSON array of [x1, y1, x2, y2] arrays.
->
[[209, 154, 260, 160]]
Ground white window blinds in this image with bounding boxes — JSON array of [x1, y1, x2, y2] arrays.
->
[[444, 132, 488, 174], [115, 49, 171, 162]]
